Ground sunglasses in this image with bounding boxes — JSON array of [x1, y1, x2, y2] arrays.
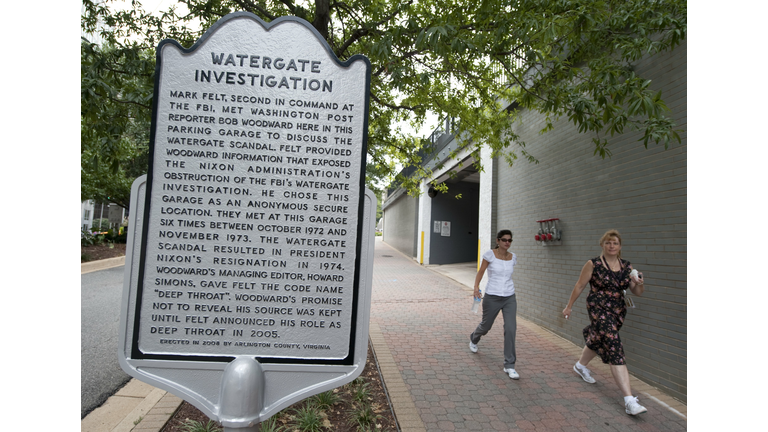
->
[[498, 238, 513, 243]]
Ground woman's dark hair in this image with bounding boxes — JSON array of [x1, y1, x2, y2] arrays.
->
[[495, 229, 513, 248]]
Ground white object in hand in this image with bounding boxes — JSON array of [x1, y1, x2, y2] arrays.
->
[[471, 290, 482, 313], [630, 269, 639, 279]]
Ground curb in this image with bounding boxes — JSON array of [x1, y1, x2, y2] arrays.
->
[[82, 256, 126, 274], [82, 256, 184, 432], [369, 323, 427, 432], [81, 380, 183, 432]]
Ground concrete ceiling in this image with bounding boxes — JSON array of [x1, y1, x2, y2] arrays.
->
[[435, 157, 480, 184]]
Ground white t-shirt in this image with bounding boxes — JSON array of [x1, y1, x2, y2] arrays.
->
[[482, 249, 517, 297]]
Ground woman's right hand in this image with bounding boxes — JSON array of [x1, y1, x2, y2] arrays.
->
[[473, 287, 481, 299], [563, 261, 594, 320]]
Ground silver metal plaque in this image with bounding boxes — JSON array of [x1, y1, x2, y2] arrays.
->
[[133, 12, 370, 361], [119, 12, 374, 427]]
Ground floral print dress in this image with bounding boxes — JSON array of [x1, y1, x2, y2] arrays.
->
[[583, 257, 633, 365]]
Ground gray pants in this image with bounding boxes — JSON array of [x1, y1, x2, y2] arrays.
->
[[470, 294, 517, 369]]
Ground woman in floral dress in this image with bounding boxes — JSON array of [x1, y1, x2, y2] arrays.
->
[[562, 229, 647, 416]]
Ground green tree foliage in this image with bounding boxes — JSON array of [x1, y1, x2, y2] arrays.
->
[[81, 0, 686, 196], [81, 37, 154, 208]]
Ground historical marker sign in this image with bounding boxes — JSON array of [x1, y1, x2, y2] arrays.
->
[[119, 12, 374, 426], [135, 12, 369, 362]]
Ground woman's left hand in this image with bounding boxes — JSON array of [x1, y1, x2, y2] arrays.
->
[[629, 272, 645, 296]]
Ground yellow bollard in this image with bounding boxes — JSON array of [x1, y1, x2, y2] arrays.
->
[[420, 231, 424, 264]]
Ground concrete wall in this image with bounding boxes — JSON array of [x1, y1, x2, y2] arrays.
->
[[429, 182, 480, 264], [495, 41, 687, 401], [382, 192, 419, 258]]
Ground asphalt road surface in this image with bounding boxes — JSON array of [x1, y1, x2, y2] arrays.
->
[[81, 265, 131, 418]]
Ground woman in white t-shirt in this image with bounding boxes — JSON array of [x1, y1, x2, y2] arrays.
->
[[469, 229, 520, 379]]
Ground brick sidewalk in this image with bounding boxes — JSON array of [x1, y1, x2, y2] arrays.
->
[[370, 238, 686, 432]]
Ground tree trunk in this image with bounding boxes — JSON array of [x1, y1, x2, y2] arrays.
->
[[313, 0, 330, 40]]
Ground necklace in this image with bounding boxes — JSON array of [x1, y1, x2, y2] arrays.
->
[[601, 255, 621, 271]]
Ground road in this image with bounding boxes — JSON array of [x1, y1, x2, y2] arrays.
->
[[81, 265, 131, 418]]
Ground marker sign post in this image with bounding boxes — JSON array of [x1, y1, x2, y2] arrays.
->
[[118, 12, 373, 430]]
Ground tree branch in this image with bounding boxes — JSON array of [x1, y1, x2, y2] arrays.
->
[[370, 92, 424, 112], [336, 27, 370, 58], [314, 0, 331, 40], [276, 0, 309, 20], [334, 0, 414, 58], [96, 64, 153, 78], [372, 49, 426, 77], [231, 0, 278, 21]]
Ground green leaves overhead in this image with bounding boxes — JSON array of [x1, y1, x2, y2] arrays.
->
[[81, 0, 686, 196], [81, 34, 154, 208]]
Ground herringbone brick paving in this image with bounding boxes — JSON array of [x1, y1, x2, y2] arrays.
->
[[370, 238, 686, 431]]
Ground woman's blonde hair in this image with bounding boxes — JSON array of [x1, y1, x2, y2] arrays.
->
[[599, 229, 623, 258]]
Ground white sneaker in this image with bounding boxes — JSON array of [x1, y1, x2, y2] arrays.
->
[[625, 397, 647, 416], [573, 363, 596, 384], [503, 368, 519, 379], [469, 342, 478, 353]]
